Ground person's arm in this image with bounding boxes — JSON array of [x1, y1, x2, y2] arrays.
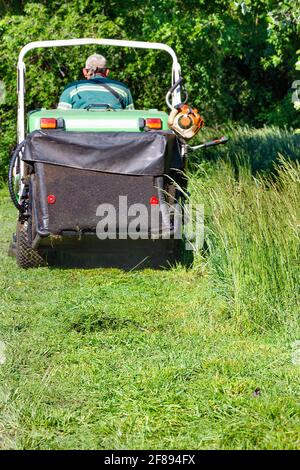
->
[[124, 88, 134, 110], [57, 87, 72, 110]]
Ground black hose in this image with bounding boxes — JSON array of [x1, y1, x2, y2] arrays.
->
[[8, 141, 25, 212], [168, 77, 184, 95], [166, 77, 189, 108]]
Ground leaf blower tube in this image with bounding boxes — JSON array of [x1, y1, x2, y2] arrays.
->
[[187, 136, 229, 150], [8, 141, 25, 212]]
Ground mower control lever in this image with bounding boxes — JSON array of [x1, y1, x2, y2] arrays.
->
[[187, 135, 229, 151]]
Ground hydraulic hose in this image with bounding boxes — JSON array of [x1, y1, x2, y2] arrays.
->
[[8, 141, 25, 212]]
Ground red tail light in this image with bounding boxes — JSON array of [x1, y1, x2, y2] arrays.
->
[[47, 194, 56, 204], [40, 118, 57, 129], [150, 196, 159, 205], [145, 118, 162, 130]]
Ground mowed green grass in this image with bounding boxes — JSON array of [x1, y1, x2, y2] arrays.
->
[[0, 135, 299, 449]]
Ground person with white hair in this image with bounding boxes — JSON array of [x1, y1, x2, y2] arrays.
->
[[57, 53, 134, 110]]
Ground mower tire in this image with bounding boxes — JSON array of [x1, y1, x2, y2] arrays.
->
[[16, 221, 45, 269]]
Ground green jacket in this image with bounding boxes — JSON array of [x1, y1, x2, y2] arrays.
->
[[57, 76, 134, 110]]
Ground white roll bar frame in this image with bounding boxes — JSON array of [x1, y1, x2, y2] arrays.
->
[[17, 38, 182, 144]]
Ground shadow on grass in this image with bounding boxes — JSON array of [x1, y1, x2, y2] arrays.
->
[[70, 315, 149, 333], [43, 239, 194, 271]]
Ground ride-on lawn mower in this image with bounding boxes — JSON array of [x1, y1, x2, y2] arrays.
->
[[8, 38, 227, 269]]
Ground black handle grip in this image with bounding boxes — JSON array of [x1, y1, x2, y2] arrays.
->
[[202, 136, 229, 148]]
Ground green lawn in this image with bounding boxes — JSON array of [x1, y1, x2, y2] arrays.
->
[[0, 128, 299, 449]]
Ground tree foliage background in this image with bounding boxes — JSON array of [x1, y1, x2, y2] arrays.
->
[[0, 0, 299, 180]]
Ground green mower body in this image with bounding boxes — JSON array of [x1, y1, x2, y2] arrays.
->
[[28, 109, 169, 133]]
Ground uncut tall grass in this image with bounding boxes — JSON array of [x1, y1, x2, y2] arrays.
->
[[190, 149, 299, 332]]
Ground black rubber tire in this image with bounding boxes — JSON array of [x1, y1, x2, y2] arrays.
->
[[16, 221, 45, 269]]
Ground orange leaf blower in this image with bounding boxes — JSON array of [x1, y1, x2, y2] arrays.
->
[[168, 104, 204, 140]]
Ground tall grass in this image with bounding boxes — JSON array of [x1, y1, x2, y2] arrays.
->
[[190, 129, 299, 333], [192, 124, 300, 173]]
